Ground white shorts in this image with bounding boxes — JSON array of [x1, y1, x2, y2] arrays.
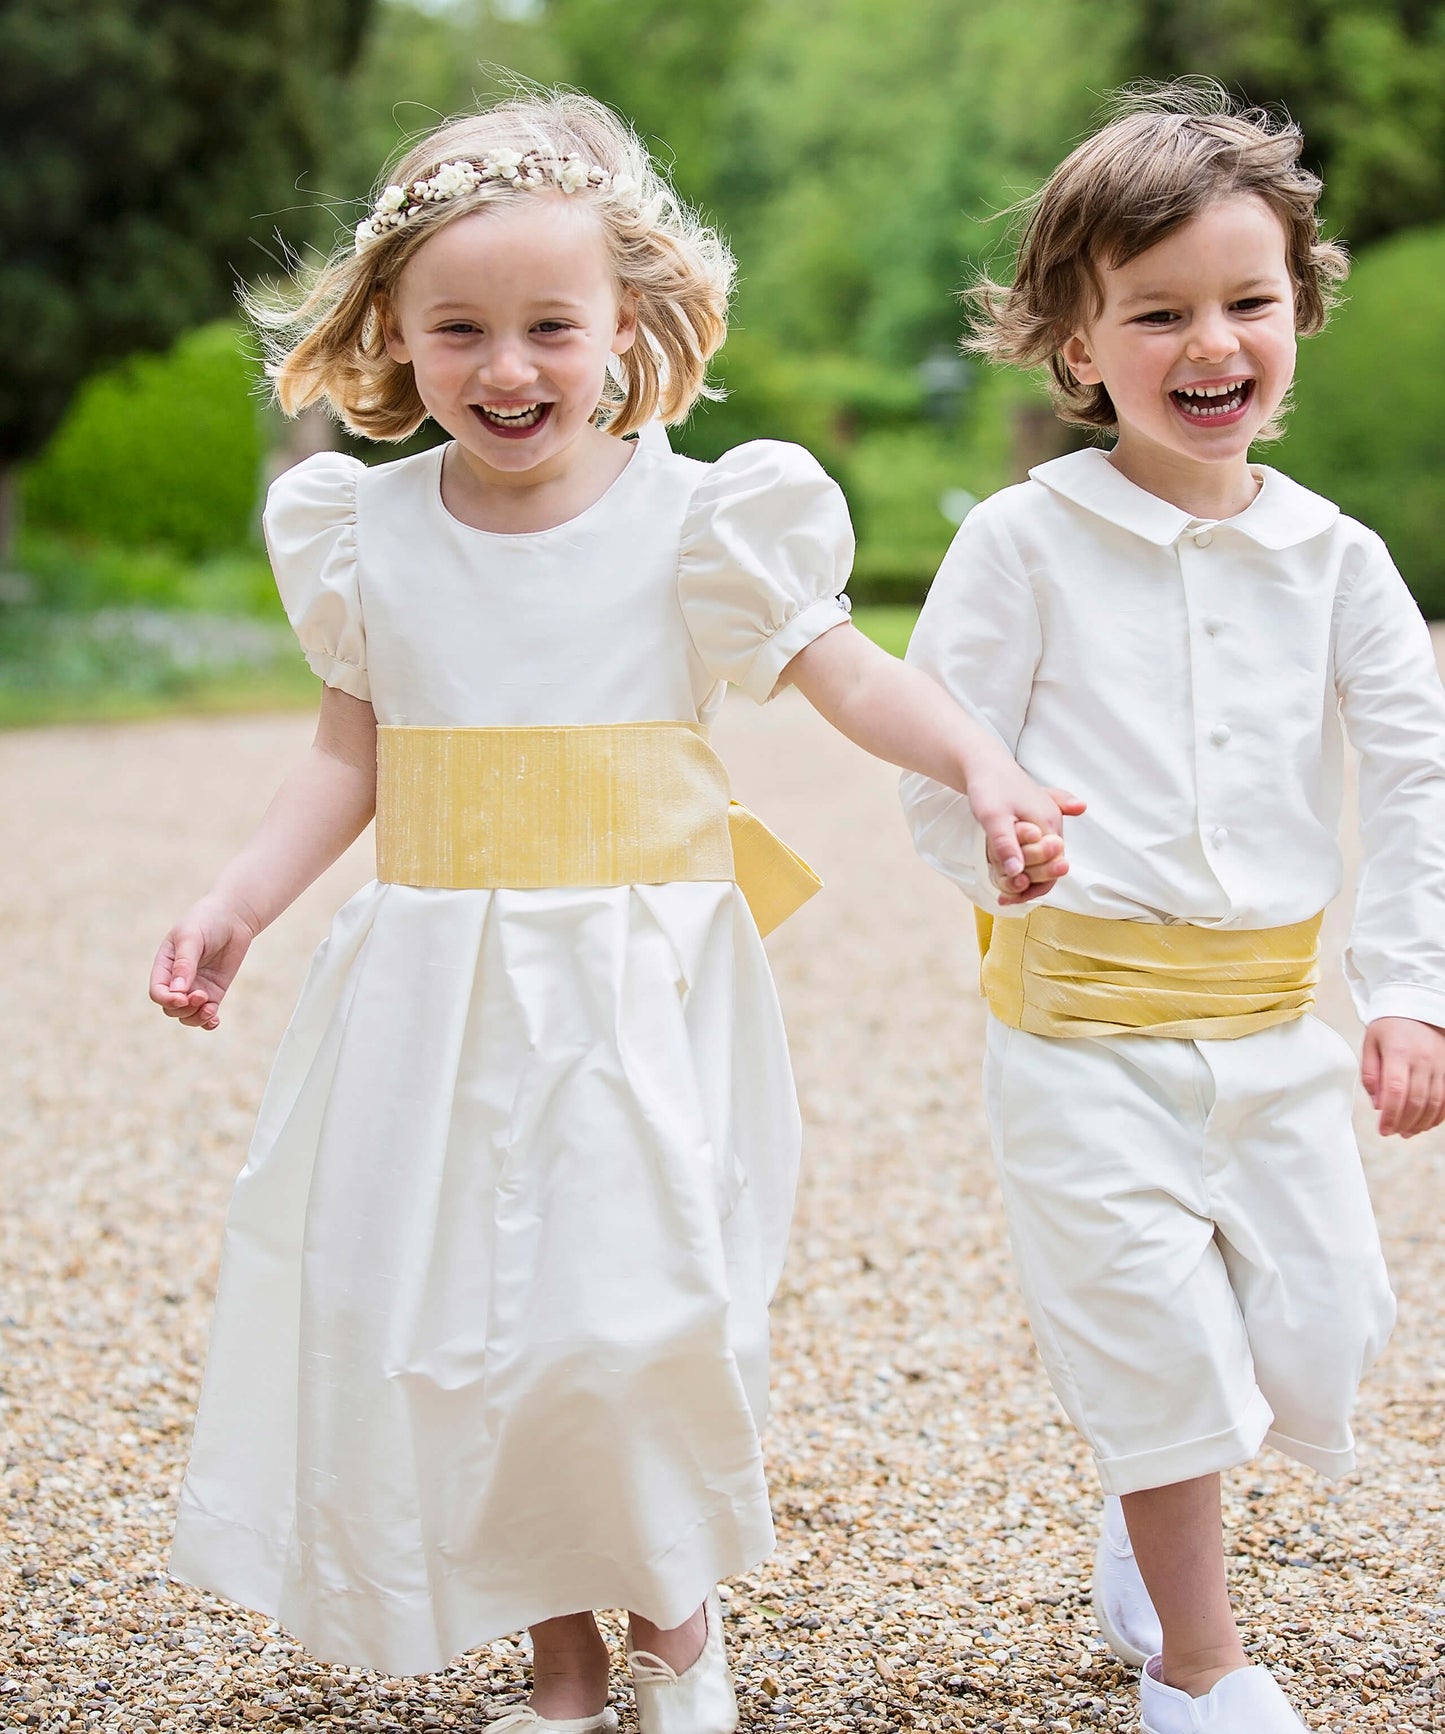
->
[[983, 1013, 1396, 1496]]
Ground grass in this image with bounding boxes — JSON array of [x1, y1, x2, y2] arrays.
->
[[0, 604, 924, 730], [0, 608, 317, 730], [0, 664, 320, 730]]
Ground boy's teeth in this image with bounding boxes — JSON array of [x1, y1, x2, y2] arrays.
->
[[1174, 380, 1250, 417]]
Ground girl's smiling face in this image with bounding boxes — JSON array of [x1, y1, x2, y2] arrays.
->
[[1060, 196, 1299, 508], [382, 196, 636, 486]]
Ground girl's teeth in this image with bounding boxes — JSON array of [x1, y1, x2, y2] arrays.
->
[[480, 403, 545, 428]]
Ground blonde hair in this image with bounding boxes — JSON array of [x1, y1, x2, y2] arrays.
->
[[249, 90, 735, 440], [966, 80, 1350, 438]]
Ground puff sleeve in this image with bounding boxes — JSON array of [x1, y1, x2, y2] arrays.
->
[[677, 440, 854, 703], [262, 451, 370, 702]]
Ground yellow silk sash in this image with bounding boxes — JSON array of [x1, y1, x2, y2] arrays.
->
[[374, 722, 821, 937], [975, 904, 1323, 1040]]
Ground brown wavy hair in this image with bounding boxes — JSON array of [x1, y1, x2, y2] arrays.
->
[[247, 89, 735, 440], [965, 80, 1349, 439]]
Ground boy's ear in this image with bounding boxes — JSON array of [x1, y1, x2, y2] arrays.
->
[[612, 288, 639, 357], [379, 296, 410, 365], [1061, 332, 1102, 386]]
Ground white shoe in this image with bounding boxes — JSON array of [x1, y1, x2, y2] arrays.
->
[[487, 1708, 618, 1732], [1140, 1658, 1309, 1733], [1092, 1495, 1163, 1666], [628, 1590, 738, 1734]]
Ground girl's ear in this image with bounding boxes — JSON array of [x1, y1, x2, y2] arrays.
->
[[1061, 331, 1101, 386], [379, 297, 411, 365], [612, 288, 639, 358]]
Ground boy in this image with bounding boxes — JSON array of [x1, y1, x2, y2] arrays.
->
[[902, 86, 1445, 1733]]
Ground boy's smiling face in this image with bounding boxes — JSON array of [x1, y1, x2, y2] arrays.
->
[[1061, 195, 1299, 512]]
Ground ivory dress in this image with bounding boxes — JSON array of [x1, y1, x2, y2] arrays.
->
[[170, 437, 853, 1676]]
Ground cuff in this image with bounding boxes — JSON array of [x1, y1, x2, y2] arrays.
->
[[304, 649, 372, 702], [739, 595, 852, 705], [1093, 1390, 1273, 1495], [1357, 983, 1445, 1031]]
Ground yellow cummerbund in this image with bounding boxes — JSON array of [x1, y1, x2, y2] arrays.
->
[[374, 722, 821, 938], [975, 904, 1323, 1040]]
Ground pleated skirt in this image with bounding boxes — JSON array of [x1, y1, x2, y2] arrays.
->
[[171, 879, 800, 1675]]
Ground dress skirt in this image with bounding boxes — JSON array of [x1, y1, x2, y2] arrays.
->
[[170, 878, 800, 1675]]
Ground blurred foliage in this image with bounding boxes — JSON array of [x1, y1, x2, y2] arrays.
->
[[12, 0, 1445, 634], [720, 0, 1132, 367], [0, 0, 373, 481], [1129, 0, 1445, 245], [545, 0, 761, 204], [1275, 223, 1445, 614], [22, 324, 269, 563], [13, 532, 275, 617]]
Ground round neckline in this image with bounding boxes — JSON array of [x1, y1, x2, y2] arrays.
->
[[431, 439, 645, 540]]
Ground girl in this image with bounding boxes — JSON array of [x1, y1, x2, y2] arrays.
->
[[150, 91, 1078, 1732]]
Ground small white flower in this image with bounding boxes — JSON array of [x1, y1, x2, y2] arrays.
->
[[608, 171, 640, 205], [354, 219, 377, 251], [484, 147, 523, 182], [377, 184, 408, 214], [430, 160, 478, 200], [555, 156, 591, 194]]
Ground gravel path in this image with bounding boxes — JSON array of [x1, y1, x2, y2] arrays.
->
[[3, 661, 1442, 1731]]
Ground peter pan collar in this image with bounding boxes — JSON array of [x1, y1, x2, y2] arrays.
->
[[1029, 447, 1339, 549]]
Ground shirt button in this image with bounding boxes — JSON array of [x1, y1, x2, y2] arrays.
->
[[1212, 826, 1229, 847], [1193, 529, 1214, 548], [1203, 616, 1222, 636], [1209, 724, 1231, 745]]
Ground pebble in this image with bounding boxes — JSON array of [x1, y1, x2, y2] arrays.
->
[[2, 681, 1443, 1729]]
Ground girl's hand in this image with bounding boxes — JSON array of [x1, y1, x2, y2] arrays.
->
[[149, 899, 259, 1031], [1362, 1016, 1445, 1138], [783, 625, 1083, 903], [964, 742, 1086, 906]]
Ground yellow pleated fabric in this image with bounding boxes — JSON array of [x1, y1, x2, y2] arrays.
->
[[975, 904, 1323, 1040], [375, 722, 821, 937]]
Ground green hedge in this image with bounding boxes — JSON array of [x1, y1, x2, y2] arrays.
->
[[1275, 224, 1445, 617], [22, 322, 267, 562]]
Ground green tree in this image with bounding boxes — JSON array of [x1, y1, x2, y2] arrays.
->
[[543, 0, 761, 208], [721, 0, 1131, 367], [1129, 0, 1445, 244], [0, 0, 374, 553], [1275, 223, 1445, 614]]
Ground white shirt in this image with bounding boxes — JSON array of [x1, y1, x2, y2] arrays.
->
[[900, 448, 1445, 1029]]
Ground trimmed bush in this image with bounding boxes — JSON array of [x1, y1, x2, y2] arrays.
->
[[22, 322, 267, 561]]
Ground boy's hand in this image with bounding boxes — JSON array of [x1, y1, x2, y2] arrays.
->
[[1362, 1017, 1445, 1137], [149, 898, 258, 1032]]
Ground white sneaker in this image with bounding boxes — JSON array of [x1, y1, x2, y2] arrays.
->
[[1092, 1495, 1163, 1666], [1140, 1658, 1309, 1733], [487, 1708, 618, 1732], [628, 1590, 738, 1734]]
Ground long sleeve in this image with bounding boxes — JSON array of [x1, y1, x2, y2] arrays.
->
[[1335, 535, 1445, 1027], [899, 504, 1043, 911]]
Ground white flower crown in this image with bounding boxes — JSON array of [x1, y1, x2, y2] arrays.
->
[[354, 151, 640, 253]]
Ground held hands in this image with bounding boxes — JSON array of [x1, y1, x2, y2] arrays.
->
[[963, 743, 1086, 907], [149, 897, 259, 1032], [1362, 1017, 1445, 1138]]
